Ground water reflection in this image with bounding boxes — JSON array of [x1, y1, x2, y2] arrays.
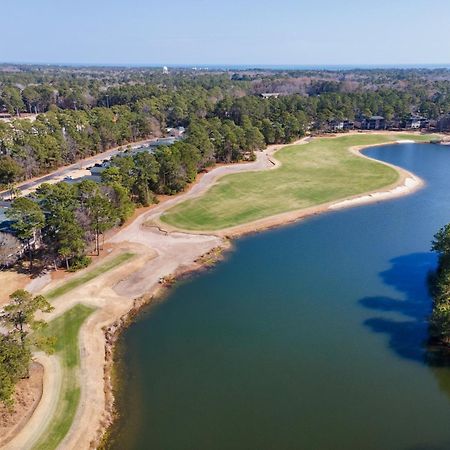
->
[[359, 253, 436, 363], [360, 252, 450, 407]]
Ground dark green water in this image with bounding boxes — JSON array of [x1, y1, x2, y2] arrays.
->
[[110, 143, 450, 450]]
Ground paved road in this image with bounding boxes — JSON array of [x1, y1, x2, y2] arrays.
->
[[0, 139, 157, 200]]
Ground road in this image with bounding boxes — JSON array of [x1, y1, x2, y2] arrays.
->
[[0, 138, 157, 200]]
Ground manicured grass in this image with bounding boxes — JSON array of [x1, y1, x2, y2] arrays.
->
[[46, 252, 135, 300], [161, 134, 431, 230], [33, 304, 95, 450]]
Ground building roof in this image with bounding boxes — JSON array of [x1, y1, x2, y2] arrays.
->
[[260, 93, 280, 98]]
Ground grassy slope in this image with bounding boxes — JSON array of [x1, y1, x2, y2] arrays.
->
[[46, 252, 135, 300], [161, 134, 431, 231], [33, 304, 95, 450]]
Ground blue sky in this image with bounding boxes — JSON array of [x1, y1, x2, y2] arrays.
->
[[2, 0, 449, 66]]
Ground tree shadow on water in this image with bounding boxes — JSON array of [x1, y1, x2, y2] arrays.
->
[[359, 253, 450, 441], [359, 252, 437, 365]]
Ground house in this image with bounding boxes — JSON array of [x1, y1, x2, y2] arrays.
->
[[404, 116, 429, 129], [0, 205, 40, 266], [166, 126, 185, 137], [437, 115, 450, 132], [329, 119, 354, 131], [388, 118, 402, 130], [260, 93, 280, 99], [363, 116, 386, 130], [330, 120, 344, 131]]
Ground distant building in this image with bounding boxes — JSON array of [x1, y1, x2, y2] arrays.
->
[[329, 119, 354, 131], [162, 66, 169, 74], [330, 120, 344, 131], [363, 116, 386, 130], [404, 116, 429, 129], [389, 118, 402, 130], [166, 126, 185, 137], [0, 205, 40, 265], [260, 93, 280, 99], [437, 115, 450, 132]]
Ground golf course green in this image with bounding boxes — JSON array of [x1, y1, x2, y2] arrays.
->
[[161, 134, 430, 231]]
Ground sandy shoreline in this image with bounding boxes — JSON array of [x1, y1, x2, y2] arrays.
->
[[1, 132, 432, 450]]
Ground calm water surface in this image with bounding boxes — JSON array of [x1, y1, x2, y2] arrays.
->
[[110, 143, 450, 450]]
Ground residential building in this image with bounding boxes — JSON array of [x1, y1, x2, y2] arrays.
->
[[166, 126, 186, 137], [404, 116, 429, 129], [363, 116, 386, 130], [329, 119, 354, 131], [437, 115, 450, 132]]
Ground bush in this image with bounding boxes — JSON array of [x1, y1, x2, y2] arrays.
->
[[68, 255, 92, 272]]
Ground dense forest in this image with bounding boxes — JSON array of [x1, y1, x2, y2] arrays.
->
[[1, 66, 450, 188], [1, 66, 450, 274]]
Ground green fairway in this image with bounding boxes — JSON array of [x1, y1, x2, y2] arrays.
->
[[31, 252, 135, 449], [46, 252, 135, 300], [33, 304, 95, 450], [161, 134, 430, 231]]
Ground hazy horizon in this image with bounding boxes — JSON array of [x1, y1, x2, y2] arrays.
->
[[2, 63, 450, 70]]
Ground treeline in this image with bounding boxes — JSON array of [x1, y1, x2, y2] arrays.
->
[[0, 106, 158, 183], [4, 146, 184, 271], [430, 224, 450, 348], [4, 85, 447, 188], [3, 120, 267, 271], [0, 71, 242, 115], [3, 66, 450, 118], [2, 67, 450, 191]]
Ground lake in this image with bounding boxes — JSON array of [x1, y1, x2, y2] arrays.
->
[[109, 143, 450, 450]]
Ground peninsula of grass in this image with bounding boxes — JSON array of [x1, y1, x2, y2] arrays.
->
[[33, 304, 95, 450], [161, 134, 431, 231], [46, 252, 135, 300]]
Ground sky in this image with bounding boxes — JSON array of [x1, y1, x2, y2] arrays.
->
[[1, 0, 450, 67]]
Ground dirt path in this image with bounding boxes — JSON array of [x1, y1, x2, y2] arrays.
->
[[2, 132, 429, 450], [0, 272, 29, 307]]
